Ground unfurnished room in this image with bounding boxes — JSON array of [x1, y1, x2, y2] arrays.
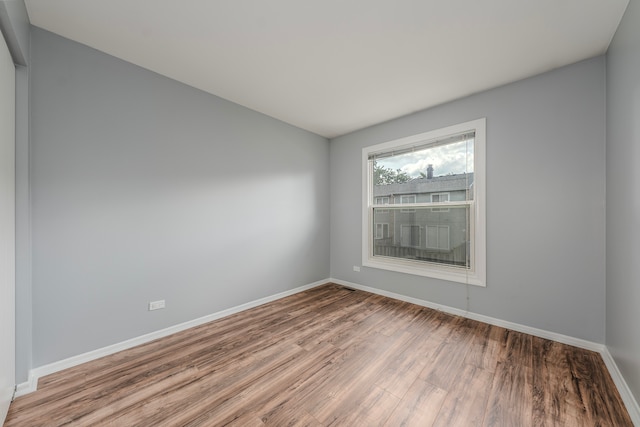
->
[[0, 0, 639, 425]]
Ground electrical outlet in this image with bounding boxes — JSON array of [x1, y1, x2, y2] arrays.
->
[[148, 300, 165, 311], [353, 266, 361, 272]]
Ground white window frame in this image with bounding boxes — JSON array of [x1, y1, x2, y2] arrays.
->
[[375, 196, 390, 213], [430, 192, 450, 212], [400, 194, 416, 213], [362, 118, 486, 287]]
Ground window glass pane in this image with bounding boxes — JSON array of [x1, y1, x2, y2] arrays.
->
[[399, 195, 416, 212], [372, 136, 473, 191], [426, 225, 438, 246], [375, 223, 389, 239], [438, 226, 449, 250], [371, 136, 473, 210], [400, 195, 415, 204], [375, 197, 389, 213], [431, 193, 450, 203], [373, 206, 469, 268]]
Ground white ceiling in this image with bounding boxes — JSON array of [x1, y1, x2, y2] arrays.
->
[[25, 0, 628, 138]]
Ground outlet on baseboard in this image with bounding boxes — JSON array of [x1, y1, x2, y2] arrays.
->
[[353, 266, 361, 272], [149, 300, 165, 311]]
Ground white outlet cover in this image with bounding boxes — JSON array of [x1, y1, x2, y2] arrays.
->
[[149, 300, 165, 311]]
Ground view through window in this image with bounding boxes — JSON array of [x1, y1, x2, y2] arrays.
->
[[362, 119, 486, 286]]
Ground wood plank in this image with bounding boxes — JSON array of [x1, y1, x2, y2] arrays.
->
[[324, 385, 399, 427], [432, 363, 494, 427], [566, 349, 634, 426], [375, 333, 441, 398], [5, 283, 633, 426], [420, 339, 473, 391], [464, 323, 508, 373], [483, 361, 534, 427], [383, 378, 448, 426], [501, 329, 534, 367], [305, 331, 414, 424], [530, 336, 582, 426]]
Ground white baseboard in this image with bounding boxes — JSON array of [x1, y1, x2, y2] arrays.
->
[[14, 279, 327, 398], [14, 276, 640, 426], [601, 347, 640, 426], [331, 278, 602, 351], [14, 373, 36, 398], [330, 277, 640, 425]]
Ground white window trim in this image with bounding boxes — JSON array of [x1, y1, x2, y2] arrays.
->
[[430, 192, 450, 212], [400, 194, 416, 213], [375, 197, 390, 213], [430, 192, 450, 202], [362, 118, 486, 287]]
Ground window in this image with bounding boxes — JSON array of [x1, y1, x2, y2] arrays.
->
[[430, 192, 450, 212], [426, 225, 450, 250], [401, 224, 421, 247], [375, 196, 390, 213], [400, 195, 416, 213], [375, 223, 389, 239], [362, 118, 486, 286]]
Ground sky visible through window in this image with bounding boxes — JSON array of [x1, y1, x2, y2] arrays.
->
[[376, 138, 474, 179]]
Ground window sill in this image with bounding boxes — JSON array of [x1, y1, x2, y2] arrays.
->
[[362, 256, 485, 287]]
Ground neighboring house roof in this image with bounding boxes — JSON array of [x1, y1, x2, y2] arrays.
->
[[373, 173, 474, 197]]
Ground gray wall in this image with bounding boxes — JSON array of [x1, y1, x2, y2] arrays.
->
[[29, 27, 330, 368], [0, 0, 29, 65], [330, 56, 606, 343], [0, 0, 30, 386], [606, 0, 640, 404], [14, 64, 29, 383]]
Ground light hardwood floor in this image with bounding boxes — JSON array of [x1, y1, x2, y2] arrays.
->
[[5, 283, 633, 426]]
